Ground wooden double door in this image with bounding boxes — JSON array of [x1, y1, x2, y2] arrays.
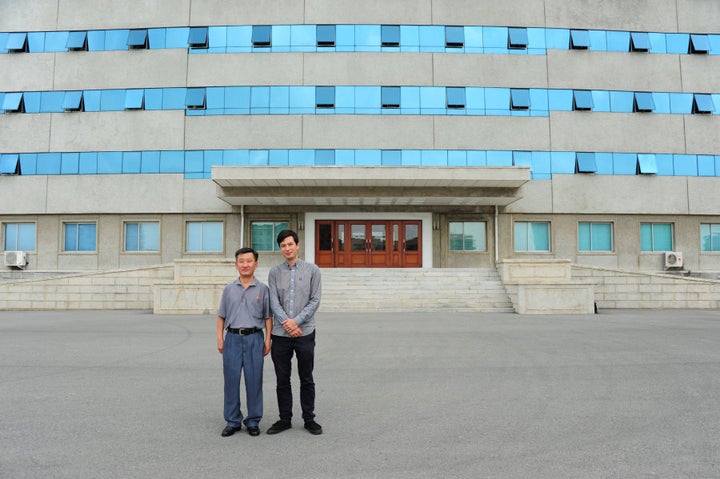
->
[[315, 220, 422, 268]]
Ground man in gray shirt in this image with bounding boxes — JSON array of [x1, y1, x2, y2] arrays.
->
[[266, 229, 323, 435]]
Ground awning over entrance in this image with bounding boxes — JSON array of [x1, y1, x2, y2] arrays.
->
[[213, 166, 530, 206]]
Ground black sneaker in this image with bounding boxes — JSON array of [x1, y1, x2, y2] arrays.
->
[[304, 420, 323, 435], [266, 420, 292, 435]]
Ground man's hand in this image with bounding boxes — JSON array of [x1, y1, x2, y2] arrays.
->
[[282, 318, 302, 337], [217, 337, 224, 354], [264, 338, 271, 356]]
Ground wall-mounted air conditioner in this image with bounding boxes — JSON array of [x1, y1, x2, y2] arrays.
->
[[664, 251, 683, 269], [4, 251, 28, 268]]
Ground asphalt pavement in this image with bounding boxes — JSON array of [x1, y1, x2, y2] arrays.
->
[[1, 308, 719, 479]]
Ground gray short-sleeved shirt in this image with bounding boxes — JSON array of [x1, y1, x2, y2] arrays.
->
[[217, 277, 270, 329]]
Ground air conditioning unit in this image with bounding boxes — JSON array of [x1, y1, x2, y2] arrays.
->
[[664, 251, 683, 269], [4, 251, 27, 268]]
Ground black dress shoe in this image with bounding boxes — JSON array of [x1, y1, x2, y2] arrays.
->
[[304, 420, 323, 435], [266, 420, 292, 435], [247, 426, 260, 436], [221, 425, 241, 437]]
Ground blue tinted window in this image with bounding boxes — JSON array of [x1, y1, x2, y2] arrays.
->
[[64, 223, 97, 252], [186, 221, 223, 252], [510, 89, 530, 110], [63, 91, 83, 111], [18, 153, 36, 176], [289, 86, 315, 112], [159, 151, 184, 173], [127, 29, 148, 49], [630, 32, 650, 52], [419, 26, 444, 52], [381, 150, 402, 166], [0, 154, 19, 174], [514, 222, 550, 252], [140, 151, 159, 173], [400, 25, 420, 49], [98, 152, 122, 174], [289, 25, 314, 51], [573, 90, 593, 110], [3, 222, 36, 251], [446, 87, 466, 109], [207, 27, 226, 51], [355, 25, 380, 50], [613, 153, 637, 174], [124, 89, 144, 110], [693, 93, 714, 114], [78, 152, 97, 174], [508, 27, 528, 49], [355, 87, 381, 113], [186, 88, 206, 110], [314, 150, 335, 165], [606, 31, 629, 52], [640, 223, 672, 251], [570, 30, 590, 49], [578, 222, 613, 251], [487, 150, 512, 166], [637, 154, 657, 174], [674, 154, 698, 176], [381, 25, 400, 46], [669, 93, 693, 113], [633, 92, 655, 112], [420, 87, 446, 113], [381, 86, 401, 108], [6, 32, 28, 52], [576, 153, 597, 173], [701, 224, 720, 251], [316, 25, 335, 47], [421, 150, 447, 166], [100, 90, 126, 111], [483, 27, 506, 52], [36, 153, 60, 174], [251, 26, 271, 47], [188, 27, 208, 48], [124, 222, 159, 252], [60, 153, 78, 174], [2, 92, 24, 112], [66, 31, 87, 51], [315, 86, 335, 108], [697, 155, 715, 176], [690, 34, 710, 54], [226, 26, 251, 50], [666, 33, 689, 54], [445, 26, 464, 48]]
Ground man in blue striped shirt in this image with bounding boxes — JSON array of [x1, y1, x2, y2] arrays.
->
[[266, 229, 323, 435]]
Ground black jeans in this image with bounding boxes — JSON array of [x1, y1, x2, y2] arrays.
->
[[270, 331, 316, 422]]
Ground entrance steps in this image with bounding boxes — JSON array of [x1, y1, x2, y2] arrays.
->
[[314, 268, 515, 313]]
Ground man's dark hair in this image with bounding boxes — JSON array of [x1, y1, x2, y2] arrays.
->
[[235, 247, 258, 261], [276, 229, 299, 246]]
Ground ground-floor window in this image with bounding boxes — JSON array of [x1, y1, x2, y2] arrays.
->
[[124, 221, 160, 252], [640, 223, 673, 251], [700, 223, 720, 252], [449, 221, 486, 251], [64, 223, 96, 252], [3, 222, 36, 251], [514, 221, 550, 252], [578, 222, 613, 252], [251, 221, 288, 252], [186, 221, 223, 252]]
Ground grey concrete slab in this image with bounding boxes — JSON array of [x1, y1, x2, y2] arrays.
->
[[1, 309, 719, 479]]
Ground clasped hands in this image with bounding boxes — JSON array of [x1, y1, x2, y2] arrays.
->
[[282, 318, 302, 337]]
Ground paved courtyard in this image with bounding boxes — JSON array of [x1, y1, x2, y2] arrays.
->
[[1, 308, 719, 478]]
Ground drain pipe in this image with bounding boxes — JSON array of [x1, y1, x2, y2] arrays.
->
[[494, 204, 499, 264], [240, 204, 245, 247]]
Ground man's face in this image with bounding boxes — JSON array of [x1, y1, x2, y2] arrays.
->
[[279, 236, 300, 263], [235, 252, 258, 278]]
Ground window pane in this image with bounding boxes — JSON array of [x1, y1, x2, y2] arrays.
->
[[508, 27, 528, 49], [529, 222, 549, 251], [381, 25, 400, 46], [446, 87, 466, 108], [316, 25, 335, 46], [514, 222, 528, 251], [445, 26, 464, 48], [77, 224, 96, 251], [251, 25, 271, 46], [640, 223, 652, 251], [591, 223, 612, 251], [653, 223, 673, 251], [578, 222, 591, 251], [315, 86, 335, 108], [139, 222, 159, 251], [64, 223, 77, 251], [570, 29, 589, 49], [125, 223, 139, 251], [381, 86, 401, 108]]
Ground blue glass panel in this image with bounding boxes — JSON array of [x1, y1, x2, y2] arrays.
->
[[289, 86, 315, 113], [6, 32, 26, 51], [268, 150, 288, 166], [693, 94, 715, 113], [570, 29, 590, 49], [576, 153, 597, 173], [62, 91, 83, 111], [0, 154, 19, 174], [613, 153, 637, 174], [355, 87, 381, 113], [668, 93, 692, 114], [334, 86, 354, 113], [697, 155, 715, 176], [188, 27, 208, 48], [36, 153, 61, 174], [100, 90, 126, 111], [513, 151, 532, 167], [592, 223, 613, 251], [666, 33, 689, 54], [573, 90, 593, 110], [270, 26, 289, 51], [529, 223, 550, 251], [655, 154, 674, 175], [185, 88, 206, 109], [76, 226, 97, 250], [291, 25, 315, 50], [465, 88, 484, 112], [202, 222, 223, 251], [148, 28, 166, 49], [251, 25, 271, 46], [514, 222, 528, 251], [103, 30, 126, 50], [140, 151, 160, 173], [529, 89, 548, 111], [64, 223, 77, 251], [159, 151, 185, 173], [630, 31, 651, 52], [400, 25, 419, 49], [510, 89, 530, 109], [464, 26, 483, 52], [315, 150, 335, 165], [551, 152, 576, 174], [467, 151, 486, 166], [447, 150, 467, 166], [548, 89, 573, 111], [249, 150, 269, 165], [531, 151, 551, 175], [594, 152, 613, 175], [127, 29, 148, 48], [653, 224, 673, 251], [97, 152, 122, 174], [15, 223, 35, 250], [226, 26, 252, 50], [545, 28, 570, 49], [166, 27, 189, 48], [39, 91, 64, 112], [445, 26, 464, 48], [652, 92, 670, 113], [355, 25, 381, 50], [648, 33, 666, 53], [124, 89, 144, 109], [22, 92, 40, 113], [401, 150, 421, 166], [606, 31, 629, 52], [637, 154, 657, 174], [2, 92, 23, 111], [204, 87, 224, 111], [143, 89, 162, 110], [399, 86, 420, 113], [486, 150, 512, 166], [208, 26, 227, 50], [355, 149, 381, 165], [610, 91, 634, 112], [446, 87, 466, 108], [587, 30, 606, 51], [381, 150, 402, 166], [225, 87, 250, 111], [527, 28, 545, 51], [19, 154, 37, 175], [125, 223, 139, 250], [316, 25, 335, 47], [316, 86, 335, 107], [381, 86, 401, 107], [381, 25, 400, 46], [289, 150, 314, 165], [486, 88, 510, 113], [690, 34, 710, 53], [78, 152, 97, 174], [122, 152, 141, 173], [335, 150, 355, 165], [336, 25, 355, 51], [418, 26, 444, 52], [674, 154, 697, 176], [270, 86, 289, 113], [591, 91, 610, 112], [26, 32, 44, 52], [60, 153, 79, 174], [140, 222, 160, 251], [65, 31, 87, 50], [186, 222, 202, 251], [184, 151, 203, 173], [709, 34, 720, 55], [421, 150, 447, 166], [204, 150, 222, 173], [223, 150, 249, 166], [508, 27, 528, 49], [483, 27, 507, 52], [420, 87, 446, 113], [578, 222, 591, 251]]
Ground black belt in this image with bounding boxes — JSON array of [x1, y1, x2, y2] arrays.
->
[[227, 327, 262, 335]]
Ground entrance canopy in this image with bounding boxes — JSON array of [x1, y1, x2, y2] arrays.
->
[[213, 166, 530, 206]]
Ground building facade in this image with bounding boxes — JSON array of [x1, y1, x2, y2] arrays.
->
[[1, 0, 720, 275]]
